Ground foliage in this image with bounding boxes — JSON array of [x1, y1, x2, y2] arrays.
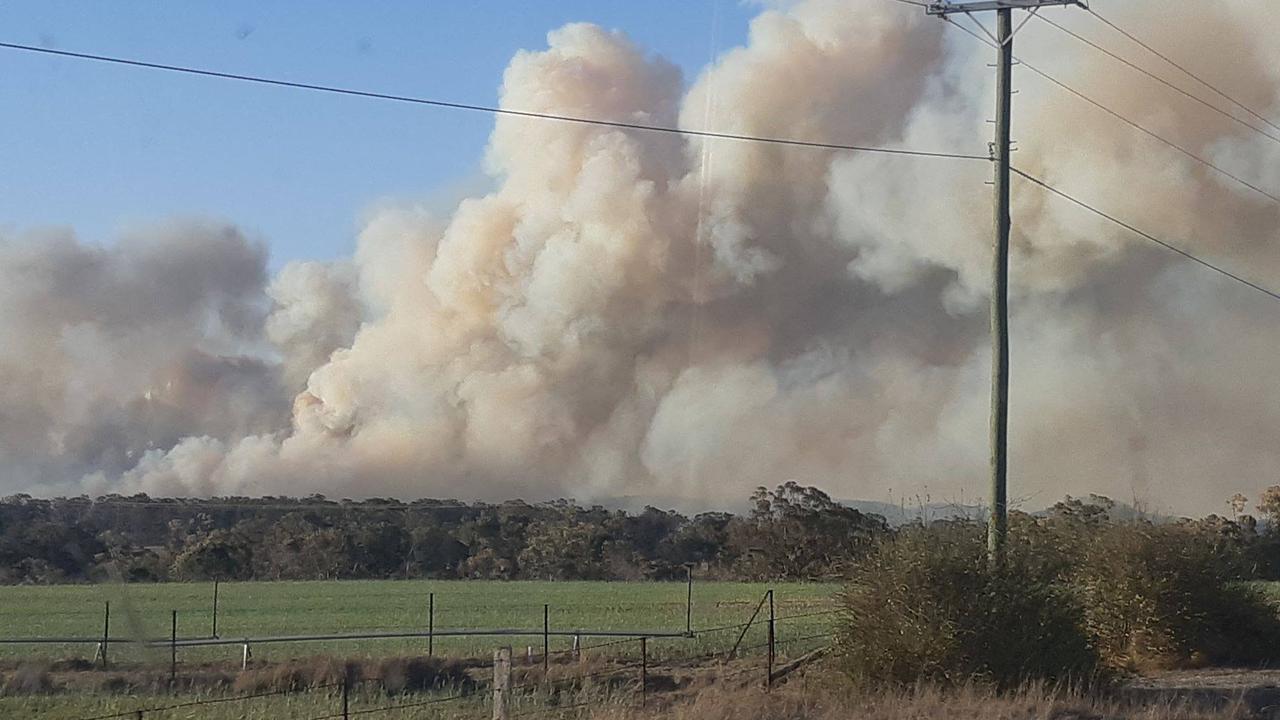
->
[[1071, 522, 1280, 671], [834, 524, 1099, 689], [0, 484, 890, 584], [836, 497, 1280, 686]]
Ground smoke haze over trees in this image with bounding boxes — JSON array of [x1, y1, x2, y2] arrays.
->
[[4, 484, 1280, 586], [0, 483, 889, 584], [3, 1, 1280, 514]]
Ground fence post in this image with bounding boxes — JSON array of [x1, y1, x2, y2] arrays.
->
[[242, 642, 252, 670], [170, 610, 177, 687], [341, 674, 350, 720], [100, 601, 110, 670], [211, 579, 220, 638], [572, 634, 580, 661], [135, 710, 143, 720], [493, 646, 512, 720], [542, 604, 550, 675], [427, 592, 435, 656], [766, 589, 775, 691], [685, 564, 694, 637], [639, 637, 647, 708]]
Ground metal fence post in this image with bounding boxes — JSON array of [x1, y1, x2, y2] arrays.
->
[[170, 610, 177, 687], [341, 674, 350, 720], [428, 592, 435, 656], [685, 564, 694, 637], [766, 589, 775, 691], [542, 604, 550, 675], [493, 646, 511, 720], [639, 637, 647, 708], [211, 579, 220, 638], [100, 601, 110, 670]]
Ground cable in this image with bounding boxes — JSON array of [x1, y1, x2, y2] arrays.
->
[[78, 683, 339, 720], [77, 498, 478, 512], [942, 16, 1280, 205], [307, 690, 472, 719], [1034, 13, 1280, 146], [0, 41, 988, 163], [1086, 7, 1280, 136], [1011, 167, 1280, 304], [513, 700, 597, 717]]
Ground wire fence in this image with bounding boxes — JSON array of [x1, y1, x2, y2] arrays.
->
[[43, 592, 836, 720]]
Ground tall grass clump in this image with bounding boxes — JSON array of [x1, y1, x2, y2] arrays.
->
[[1072, 523, 1280, 671], [833, 523, 1099, 689]]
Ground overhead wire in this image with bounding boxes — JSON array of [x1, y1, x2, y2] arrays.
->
[[1085, 6, 1280, 136], [1012, 167, 1280, 304], [1033, 13, 1280, 146], [0, 40, 988, 162], [939, 14, 1280, 205]]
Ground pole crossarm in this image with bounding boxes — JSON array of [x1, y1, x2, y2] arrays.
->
[[927, 0, 1083, 15]]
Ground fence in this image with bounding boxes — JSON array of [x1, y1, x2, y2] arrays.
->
[[0, 575, 705, 669], [46, 594, 837, 720]]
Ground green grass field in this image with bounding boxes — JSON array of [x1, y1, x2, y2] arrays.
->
[[0, 580, 839, 719], [0, 579, 839, 664]]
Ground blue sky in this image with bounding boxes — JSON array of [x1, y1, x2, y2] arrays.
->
[[0, 2, 754, 268]]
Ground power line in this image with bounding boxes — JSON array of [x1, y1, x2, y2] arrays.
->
[[1034, 13, 1280, 146], [0, 40, 988, 163], [1012, 167, 1280, 304], [1086, 6, 1280, 137], [942, 16, 1280, 205]]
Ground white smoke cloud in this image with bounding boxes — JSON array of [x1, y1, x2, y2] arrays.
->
[[4, 0, 1280, 515]]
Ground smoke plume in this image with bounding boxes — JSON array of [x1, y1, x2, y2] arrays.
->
[[5, 0, 1280, 515]]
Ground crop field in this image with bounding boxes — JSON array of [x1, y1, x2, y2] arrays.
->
[[0, 579, 839, 664]]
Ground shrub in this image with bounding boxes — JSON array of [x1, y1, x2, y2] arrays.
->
[[1072, 523, 1280, 671], [834, 523, 1099, 689]]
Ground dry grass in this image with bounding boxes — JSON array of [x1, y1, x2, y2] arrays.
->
[[592, 675, 1254, 720]]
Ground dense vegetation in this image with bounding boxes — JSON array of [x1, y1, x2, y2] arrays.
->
[[0, 482, 888, 584], [836, 495, 1280, 686]]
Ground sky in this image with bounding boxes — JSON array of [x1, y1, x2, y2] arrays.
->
[[3, 1, 1279, 516], [0, 1, 754, 268]]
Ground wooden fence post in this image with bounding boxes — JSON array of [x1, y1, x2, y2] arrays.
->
[[493, 646, 512, 720], [427, 592, 435, 656]]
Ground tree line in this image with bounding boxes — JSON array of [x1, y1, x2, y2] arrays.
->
[[0, 482, 888, 584], [5, 483, 1280, 585]]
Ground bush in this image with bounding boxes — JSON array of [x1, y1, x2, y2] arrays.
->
[[834, 524, 1100, 689], [834, 515, 1280, 689], [1072, 523, 1280, 671]]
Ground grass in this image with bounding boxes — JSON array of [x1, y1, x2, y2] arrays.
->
[[0, 580, 838, 665], [0, 577, 838, 720], [1, 685, 493, 720]]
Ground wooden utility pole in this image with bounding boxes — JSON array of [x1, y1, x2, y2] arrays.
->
[[924, 0, 1085, 564]]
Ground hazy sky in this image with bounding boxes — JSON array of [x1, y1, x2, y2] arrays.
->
[[0, 1, 753, 268]]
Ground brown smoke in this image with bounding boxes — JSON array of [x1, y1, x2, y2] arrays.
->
[[5, 1, 1280, 515]]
